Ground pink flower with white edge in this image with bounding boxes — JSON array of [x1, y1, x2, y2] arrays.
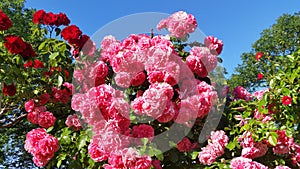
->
[[157, 11, 197, 38], [204, 36, 224, 55], [230, 157, 269, 169], [65, 114, 82, 131], [198, 130, 228, 165], [25, 100, 35, 113]]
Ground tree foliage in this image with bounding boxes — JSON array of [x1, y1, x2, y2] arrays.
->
[[228, 12, 300, 91]]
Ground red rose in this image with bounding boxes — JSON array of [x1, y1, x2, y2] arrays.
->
[[255, 52, 263, 61], [2, 83, 16, 96], [32, 10, 46, 24], [34, 59, 44, 68], [177, 137, 197, 152], [56, 12, 70, 26], [38, 93, 50, 105], [0, 10, 12, 31], [19, 42, 36, 59], [61, 25, 82, 43], [257, 73, 263, 80], [4, 35, 27, 54], [282, 96, 292, 105], [131, 71, 146, 86], [43, 12, 58, 25], [24, 60, 33, 68]]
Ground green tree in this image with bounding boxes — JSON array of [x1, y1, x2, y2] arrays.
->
[[0, 0, 40, 168], [228, 12, 300, 92]]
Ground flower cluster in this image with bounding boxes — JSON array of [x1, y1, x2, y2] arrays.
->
[[232, 86, 252, 101], [61, 25, 95, 56], [24, 128, 59, 167], [65, 114, 82, 131], [103, 148, 152, 169], [198, 130, 229, 165], [230, 157, 269, 169], [33, 10, 70, 26], [186, 46, 218, 78], [70, 11, 221, 169], [157, 11, 197, 38], [25, 100, 56, 128], [204, 36, 224, 55], [238, 132, 268, 159], [272, 130, 294, 155], [0, 10, 12, 31], [4, 35, 36, 59], [23, 59, 45, 68]]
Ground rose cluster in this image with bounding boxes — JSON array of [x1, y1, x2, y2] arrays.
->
[[25, 100, 56, 129], [157, 11, 197, 38], [71, 11, 221, 169], [238, 132, 268, 159], [33, 10, 70, 26], [24, 128, 59, 167], [198, 130, 229, 165], [4, 35, 36, 59]]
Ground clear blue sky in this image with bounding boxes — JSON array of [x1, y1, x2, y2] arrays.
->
[[25, 0, 300, 78]]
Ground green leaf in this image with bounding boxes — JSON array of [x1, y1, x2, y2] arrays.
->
[[226, 141, 236, 151], [58, 75, 63, 87], [46, 126, 54, 133], [268, 134, 277, 146], [78, 135, 88, 150], [49, 52, 59, 60], [190, 151, 198, 160]]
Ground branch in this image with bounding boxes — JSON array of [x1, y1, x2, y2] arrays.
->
[[0, 113, 27, 128]]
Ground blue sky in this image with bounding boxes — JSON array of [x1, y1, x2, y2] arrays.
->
[[25, 0, 300, 77]]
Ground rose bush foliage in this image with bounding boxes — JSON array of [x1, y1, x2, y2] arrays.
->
[[1, 4, 300, 169]]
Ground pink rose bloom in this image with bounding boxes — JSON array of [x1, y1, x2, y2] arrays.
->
[[232, 86, 252, 101], [230, 157, 269, 169], [198, 147, 217, 165], [24, 128, 59, 167], [177, 137, 197, 152], [132, 124, 155, 145], [27, 112, 39, 124], [190, 46, 218, 73], [204, 36, 224, 55], [27, 106, 47, 124], [25, 100, 35, 113], [272, 130, 293, 155], [88, 142, 109, 162], [38, 111, 56, 128], [198, 130, 228, 165], [65, 114, 82, 131], [157, 11, 197, 38], [131, 71, 146, 86]]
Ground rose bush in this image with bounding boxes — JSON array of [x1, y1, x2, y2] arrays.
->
[[1, 3, 300, 169]]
